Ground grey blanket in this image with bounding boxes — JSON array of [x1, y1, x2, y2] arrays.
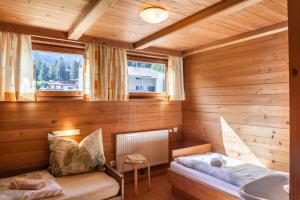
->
[[227, 163, 272, 186], [176, 153, 272, 187]]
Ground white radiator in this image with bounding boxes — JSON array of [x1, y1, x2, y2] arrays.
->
[[116, 129, 169, 172]]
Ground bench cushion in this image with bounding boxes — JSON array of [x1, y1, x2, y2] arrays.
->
[[0, 171, 63, 200], [44, 172, 119, 200]]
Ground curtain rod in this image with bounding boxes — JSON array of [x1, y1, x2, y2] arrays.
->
[[32, 37, 168, 60]]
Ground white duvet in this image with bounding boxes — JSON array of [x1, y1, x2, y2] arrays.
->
[[175, 153, 273, 187]]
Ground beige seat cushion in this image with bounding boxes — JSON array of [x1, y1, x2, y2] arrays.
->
[[44, 172, 119, 200], [0, 171, 63, 200]]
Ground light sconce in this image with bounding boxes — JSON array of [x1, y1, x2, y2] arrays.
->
[[52, 129, 80, 137]]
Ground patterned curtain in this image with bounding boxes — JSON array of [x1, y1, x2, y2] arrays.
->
[[0, 32, 35, 101], [167, 56, 185, 101], [84, 44, 128, 101]]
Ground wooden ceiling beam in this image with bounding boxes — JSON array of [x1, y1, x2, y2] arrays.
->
[[68, 0, 117, 40], [135, 47, 183, 57], [133, 0, 263, 50], [0, 21, 132, 49], [79, 35, 133, 49], [183, 21, 288, 56], [0, 22, 69, 41], [0, 22, 182, 56]]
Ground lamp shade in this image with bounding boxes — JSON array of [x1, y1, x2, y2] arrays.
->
[[140, 7, 169, 24]]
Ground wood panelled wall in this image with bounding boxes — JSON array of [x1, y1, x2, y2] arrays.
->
[[0, 100, 182, 176], [183, 31, 289, 171]]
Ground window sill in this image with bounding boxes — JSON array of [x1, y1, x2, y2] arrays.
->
[[129, 92, 168, 100], [36, 91, 83, 101], [35, 91, 168, 101], [37, 91, 83, 97]]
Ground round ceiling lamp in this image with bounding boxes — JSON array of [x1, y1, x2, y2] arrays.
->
[[140, 7, 169, 24]]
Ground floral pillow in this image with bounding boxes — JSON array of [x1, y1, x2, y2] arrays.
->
[[48, 129, 106, 177]]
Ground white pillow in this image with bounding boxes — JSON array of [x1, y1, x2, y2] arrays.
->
[[48, 129, 106, 177]]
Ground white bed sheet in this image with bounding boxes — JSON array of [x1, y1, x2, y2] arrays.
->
[[170, 161, 240, 197], [44, 172, 120, 200]]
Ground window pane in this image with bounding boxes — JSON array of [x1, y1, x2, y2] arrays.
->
[[32, 50, 84, 91], [128, 60, 166, 93]]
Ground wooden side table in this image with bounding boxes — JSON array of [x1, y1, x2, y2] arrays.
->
[[122, 159, 151, 196]]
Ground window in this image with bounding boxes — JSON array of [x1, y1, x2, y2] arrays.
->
[[127, 60, 166, 93], [32, 50, 84, 94]]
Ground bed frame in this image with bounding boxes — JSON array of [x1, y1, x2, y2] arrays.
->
[[168, 144, 238, 200], [105, 164, 124, 200]]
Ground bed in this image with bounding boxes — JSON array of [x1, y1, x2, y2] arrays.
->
[[168, 144, 239, 200], [44, 164, 123, 200], [0, 164, 124, 200]]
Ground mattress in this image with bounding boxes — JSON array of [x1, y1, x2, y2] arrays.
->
[[170, 161, 240, 197], [44, 172, 120, 200]]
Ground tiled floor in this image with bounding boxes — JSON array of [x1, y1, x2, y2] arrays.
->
[[124, 174, 180, 200]]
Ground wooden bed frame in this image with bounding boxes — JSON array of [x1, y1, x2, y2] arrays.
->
[[168, 144, 238, 200], [104, 164, 124, 200]]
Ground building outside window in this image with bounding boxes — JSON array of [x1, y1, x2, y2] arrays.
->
[[127, 60, 166, 93]]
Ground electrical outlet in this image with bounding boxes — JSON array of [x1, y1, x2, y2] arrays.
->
[[110, 160, 116, 167], [173, 127, 178, 133], [168, 129, 173, 133]]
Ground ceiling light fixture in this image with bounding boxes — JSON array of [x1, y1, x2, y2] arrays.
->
[[140, 7, 169, 24]]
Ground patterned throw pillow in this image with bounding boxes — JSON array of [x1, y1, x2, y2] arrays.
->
[[48, 129, 106, 177]]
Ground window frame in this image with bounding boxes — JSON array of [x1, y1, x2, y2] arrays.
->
[[32, 43, 85, 100], [127, 55, 168, 100], [32, 42, 169, 100]]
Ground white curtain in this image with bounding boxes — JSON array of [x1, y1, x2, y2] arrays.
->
[[84, 44, 128, 101], [0, 32, 35, 101], [167, 56, 185, 101]]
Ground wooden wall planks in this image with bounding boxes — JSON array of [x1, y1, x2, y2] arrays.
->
[[183, 31, 289, 171], [0, 100, 182, 177]]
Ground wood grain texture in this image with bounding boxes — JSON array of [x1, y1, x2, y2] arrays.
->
[[168, 169, 237, 200], [182, 31, 289, 172], [288, 0, 300, 199], [0, 22, 182, 56], [133, 0, 262, 49], [68, 0, 118, 40], [86, 0, 222, 43], [156, 0, 287, 50], [183, 21, 288, 56], [0, 0, 95, 31], [0, 0, 287, 51], [0, 100, 182, 177], [124, 174, 177, 200], [172, 144, 211, 159]]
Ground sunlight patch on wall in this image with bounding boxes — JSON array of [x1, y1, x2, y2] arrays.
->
[[220, 116, 264, 167]]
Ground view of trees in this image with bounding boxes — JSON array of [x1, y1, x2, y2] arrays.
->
[[33, 51, 165, 91], [127, 60, 166, 73], [32, 51, 83, 90]]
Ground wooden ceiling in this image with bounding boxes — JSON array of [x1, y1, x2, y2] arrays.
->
[[0, 0, 287, 53], [0, 0, 93, 31], [155, 0, 287, 50], [86, 0, 221, 42]]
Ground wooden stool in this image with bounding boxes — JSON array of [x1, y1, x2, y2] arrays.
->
[[122, 158, 151, 196]]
